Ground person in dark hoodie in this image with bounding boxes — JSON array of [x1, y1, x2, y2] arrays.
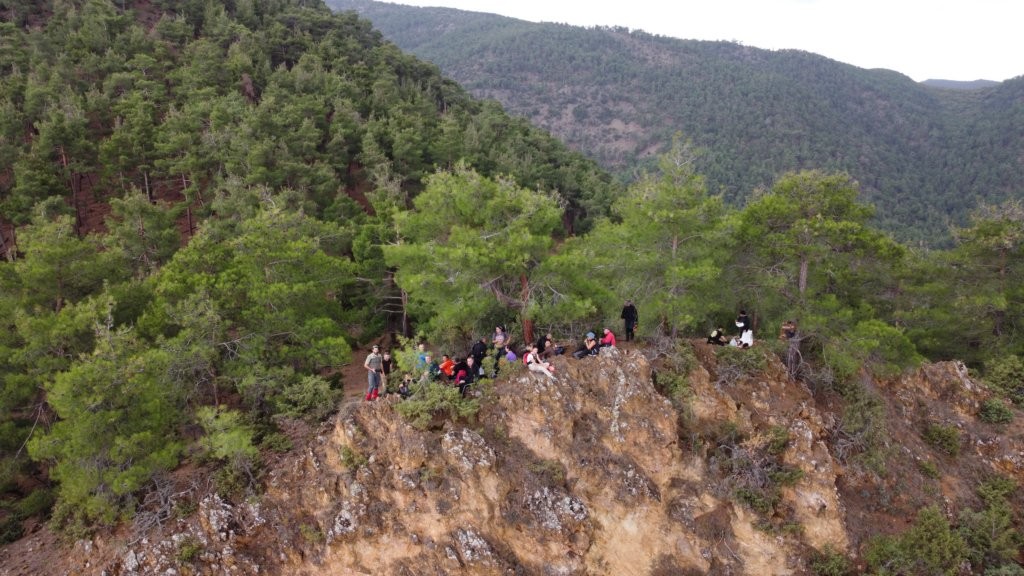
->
[[470, 337, 488, 374], [620, 300, 639, 341]]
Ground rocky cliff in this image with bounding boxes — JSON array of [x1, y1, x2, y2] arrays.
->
[[2, 343, 1021, 575]]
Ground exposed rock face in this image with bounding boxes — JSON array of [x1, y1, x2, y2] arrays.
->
[[6, 347, 1022, 575]]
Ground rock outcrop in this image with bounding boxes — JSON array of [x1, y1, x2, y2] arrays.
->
[[5, 345, 1023, 575]]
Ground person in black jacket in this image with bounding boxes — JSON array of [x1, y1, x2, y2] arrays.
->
[[735, 310, 751, 334], [470, 337, 488, 372], [621, 300, 639, 341]]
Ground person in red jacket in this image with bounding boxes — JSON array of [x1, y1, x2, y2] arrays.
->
[[600, 327, 617, 348]]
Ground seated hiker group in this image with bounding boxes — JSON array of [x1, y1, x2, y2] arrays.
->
[[363, 301, 792, 402], [706, 309, 755, 348], [705, 310, 797, 349], [362, 324, 622, 402]]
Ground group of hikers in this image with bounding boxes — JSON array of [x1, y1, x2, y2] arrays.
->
[[706, 309, 755, 348], [705, 310, 798, 349], [362, 301, 793, 401], [361, 300, 642, 401]]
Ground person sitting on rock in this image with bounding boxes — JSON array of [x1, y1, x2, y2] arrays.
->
[[439, 354, 456, 381], [573, 332, 600, 359], [730, 330, 754, 349], [398, 373, 413, 399], [525, 346, 555, 379], [421, 354, 443, 382], [779, 319, 798, 340], [600, 327, 617, 348], [455, 356, 477, 397], [707, 327, 727, 346], [541, 333, 565, 358]]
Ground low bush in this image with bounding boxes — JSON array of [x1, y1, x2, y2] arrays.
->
[[979, 399, 1014, 424], [984, 355, 1024, 404], [961, 476, 1022, 571], [917, 459, 940, 479], [864, 505, 967, 575], [810, 545, 851, 576], [832, 384, 889, 473], [922, 423, 961, 457], [176, 535, 203, 565], [277, 375, 338, 422], [395, 381, 480, 429], [339, 446, 368, 470], [714, 346, 766, 387]]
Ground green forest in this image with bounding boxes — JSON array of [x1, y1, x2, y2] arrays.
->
[[1, 1, 1023, 570], [332, 0, 1024, 247]]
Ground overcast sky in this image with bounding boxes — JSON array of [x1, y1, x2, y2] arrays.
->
[[393, 0, 1022, 82]]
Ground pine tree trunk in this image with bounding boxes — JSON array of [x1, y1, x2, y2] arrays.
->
[[520, 273, 534, 344], [798, 256, 809, 297]]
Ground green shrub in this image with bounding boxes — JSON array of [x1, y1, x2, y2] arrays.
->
[[985, 355, 1024, 404], [339, 446, 367, 470], [299, 523, 325, 544], [979, 399, 1014, 424], [196, 407, 258, 463], [961, 477, 1022, 570], [986, 564, 1024, 576], [174, 499, 198, 518], [657, 371, 692, 406], [714, 346, 766, 386], [833, 384, 889, 473], [960, 502, 1020, 570], [734, 487, 778, 515], [277, 375, 338, 422], [259, 431, 293, 453], [977, 476, 1017, 505], [15, 488, 54, 518], [213, 461, 253, 501], [176, 535, 203, 565], [395, 381, 480, 429], [922, 423, 961, 457], [767, 426, 790, 455], [810, 545, 851, 576], [0, 516, 22, 545], [864, 505, 967, 575], [528, 459, 566, 486], [917, 460, 940, 479], [769, 466, 805, 487]]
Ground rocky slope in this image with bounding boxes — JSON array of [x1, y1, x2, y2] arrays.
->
[[2, 344, 1021, 575]]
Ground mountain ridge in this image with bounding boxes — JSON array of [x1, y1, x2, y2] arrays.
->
[[331, 0, 1024, 245]]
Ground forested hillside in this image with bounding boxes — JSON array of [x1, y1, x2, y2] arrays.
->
[[2, 0, 1024, 573], [0, 0, 618, 539], [330, 0, 1024, 245]]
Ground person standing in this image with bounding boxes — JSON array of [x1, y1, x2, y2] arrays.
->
[[380, 350, 394, 392], [364, 344, 383, 401], [735, 310, 752, 334], [470, 337, 488, 374], [621, 300, 639, 341]]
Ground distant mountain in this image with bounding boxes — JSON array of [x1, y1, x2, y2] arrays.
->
[[329, 0, 1024, 244], [921, 79, 1001, 90]]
